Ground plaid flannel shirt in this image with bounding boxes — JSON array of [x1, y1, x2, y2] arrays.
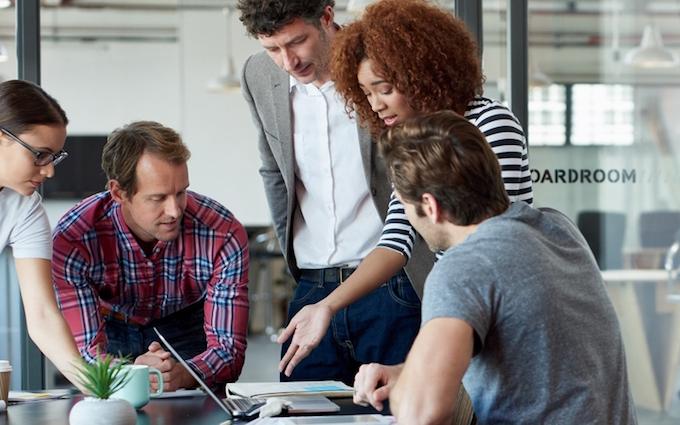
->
[[52, 190, 249, 388]]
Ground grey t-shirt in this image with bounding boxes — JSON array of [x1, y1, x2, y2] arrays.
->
[[422, 202, 636, 424]]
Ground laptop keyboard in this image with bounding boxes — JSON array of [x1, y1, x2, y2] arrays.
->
[[224, 397, 266, 416]]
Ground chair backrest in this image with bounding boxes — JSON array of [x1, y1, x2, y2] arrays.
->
[[639, 210, 680, 248], [577, 211, 626, 270], [452, 385, 476, 425]]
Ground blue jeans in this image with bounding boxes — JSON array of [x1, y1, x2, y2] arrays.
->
[[105, 301, 206, 361], [281, 270, 421, 385]]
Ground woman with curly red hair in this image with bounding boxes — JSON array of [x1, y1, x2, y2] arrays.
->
[[278, 0, 533, 378]]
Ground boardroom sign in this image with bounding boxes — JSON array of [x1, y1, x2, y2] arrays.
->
[[531, 168, 636, 184]]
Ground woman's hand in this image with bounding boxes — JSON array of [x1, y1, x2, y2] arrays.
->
[[277, 303, 333, 377]]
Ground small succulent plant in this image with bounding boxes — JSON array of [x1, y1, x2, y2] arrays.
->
[[73, 353, 131, 399]]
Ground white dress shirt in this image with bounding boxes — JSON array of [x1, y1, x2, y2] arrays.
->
[[290, 77, 383, 269]]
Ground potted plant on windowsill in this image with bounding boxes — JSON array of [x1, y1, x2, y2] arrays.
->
[[69, 353, 136, 425]]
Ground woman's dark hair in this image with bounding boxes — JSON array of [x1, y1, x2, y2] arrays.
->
[[237, 0, 335, 37], [0, 80, 68, 135], [331, 0, 483, 136]]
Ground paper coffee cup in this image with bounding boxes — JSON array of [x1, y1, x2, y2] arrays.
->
[[0, 360, 12, 407]]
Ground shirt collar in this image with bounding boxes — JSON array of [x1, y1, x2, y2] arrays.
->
[[111, 200, 170, 256], [289, 75, 335, 94]]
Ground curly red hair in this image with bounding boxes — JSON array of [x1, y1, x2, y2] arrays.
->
[[331, 0, 484, 136]]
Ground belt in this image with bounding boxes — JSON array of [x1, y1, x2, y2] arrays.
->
[[299, 266, 357, 284], [101, 301, 205, 327], [99, 305, 130, 323], [100, 305, 145, 326]]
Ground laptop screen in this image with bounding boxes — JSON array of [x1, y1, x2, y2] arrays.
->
[[152, 327, 233, 419]]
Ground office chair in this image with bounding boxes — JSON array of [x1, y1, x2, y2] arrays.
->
[[453, 386, 476, 425], [577, 211, 626, 270], [639, 211, 680, 248]]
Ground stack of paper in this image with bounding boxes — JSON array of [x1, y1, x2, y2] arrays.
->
[[8, 389, 73, 402], [227, 381, 354, 399]]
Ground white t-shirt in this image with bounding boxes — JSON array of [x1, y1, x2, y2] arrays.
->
[[0, 188, 52, 259]]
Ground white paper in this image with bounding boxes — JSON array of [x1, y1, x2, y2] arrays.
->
[[227, 381, 353, 398]]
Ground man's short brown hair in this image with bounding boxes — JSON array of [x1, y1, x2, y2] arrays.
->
[[379, 111, 509, 225], [101, 121, 190, 195]]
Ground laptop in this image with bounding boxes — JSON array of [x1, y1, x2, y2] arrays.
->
[[153, 327, 265, 418]]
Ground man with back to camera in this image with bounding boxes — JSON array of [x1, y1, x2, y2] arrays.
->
[[353, 111, 637, 424], [237, 0, 433, 384], [52, 121, 249, 392]]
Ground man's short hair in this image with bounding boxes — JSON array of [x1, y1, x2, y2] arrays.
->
[[237, 0, 335, 37], [379, 111, 509, 225], [101, 121, 191, 196]]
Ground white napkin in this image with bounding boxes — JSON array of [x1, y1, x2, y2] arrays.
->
[[258, 397, 291, 418]]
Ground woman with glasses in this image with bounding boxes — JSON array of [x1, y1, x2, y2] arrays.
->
[[0, 79, 83, 389]]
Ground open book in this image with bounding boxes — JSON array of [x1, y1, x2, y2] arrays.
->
[[227, 381, 354, 399]]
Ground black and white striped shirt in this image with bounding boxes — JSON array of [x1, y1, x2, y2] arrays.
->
[[377, 97, 534, 258]]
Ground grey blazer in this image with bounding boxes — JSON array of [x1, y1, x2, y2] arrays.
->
[[241, 51, 433, 298]]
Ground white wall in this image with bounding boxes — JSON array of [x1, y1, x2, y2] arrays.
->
[[0, 8, 271, 227], [178, 10, 268, 226]]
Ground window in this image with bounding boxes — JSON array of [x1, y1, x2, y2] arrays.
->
[[571, 84, 634, 146], [528, 83, 635, 146], [529, 84, 566, 146]]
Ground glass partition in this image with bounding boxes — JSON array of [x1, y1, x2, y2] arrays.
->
[[529, 0, 680, 421], [0, 3, 23, 392], [482, 0, 509, 101], [36, 1, 269, 388]]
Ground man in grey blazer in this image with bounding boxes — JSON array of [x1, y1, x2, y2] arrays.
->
[[237, 0, 433, 385]]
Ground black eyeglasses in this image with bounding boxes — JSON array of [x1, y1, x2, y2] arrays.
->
[[0, 127, 68, 166]]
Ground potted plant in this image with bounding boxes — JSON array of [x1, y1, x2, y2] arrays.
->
[[69, 353, 136, 425]]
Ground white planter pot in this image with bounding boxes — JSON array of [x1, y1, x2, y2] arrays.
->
[[69, 397, 136, 425]]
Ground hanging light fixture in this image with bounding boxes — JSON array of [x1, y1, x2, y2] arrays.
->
[[207, 7, 241, 93], [0, 43, 8, 63], [625, 24, 679, 69], [346, 0, 374, 13], [529, 59, 552, 87]]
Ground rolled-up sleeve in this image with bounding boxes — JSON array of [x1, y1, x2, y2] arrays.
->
[[185, 221, 249, 388]]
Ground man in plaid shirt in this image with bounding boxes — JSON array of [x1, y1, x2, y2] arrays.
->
[[52, 121, 249, 391]]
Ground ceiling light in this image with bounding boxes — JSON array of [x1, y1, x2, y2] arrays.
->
[[529, 60, 552, 87], [207, 58, 241, 92], [207, 7, 240, 93], [625, 24, 679, 69], [346, 0, 374, 13], [0, 1, 11, 9], [0, 44, 8, 63]]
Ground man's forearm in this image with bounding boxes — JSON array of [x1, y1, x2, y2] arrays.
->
[[389, 318, 473, 425]]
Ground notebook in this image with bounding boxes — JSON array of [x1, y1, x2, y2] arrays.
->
[[269, 396, 340, 414], [153, 327, 265, 418], [227, 381, 354, 399]]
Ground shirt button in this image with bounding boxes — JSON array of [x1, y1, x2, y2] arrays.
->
[[371, 187, 377, 196]]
